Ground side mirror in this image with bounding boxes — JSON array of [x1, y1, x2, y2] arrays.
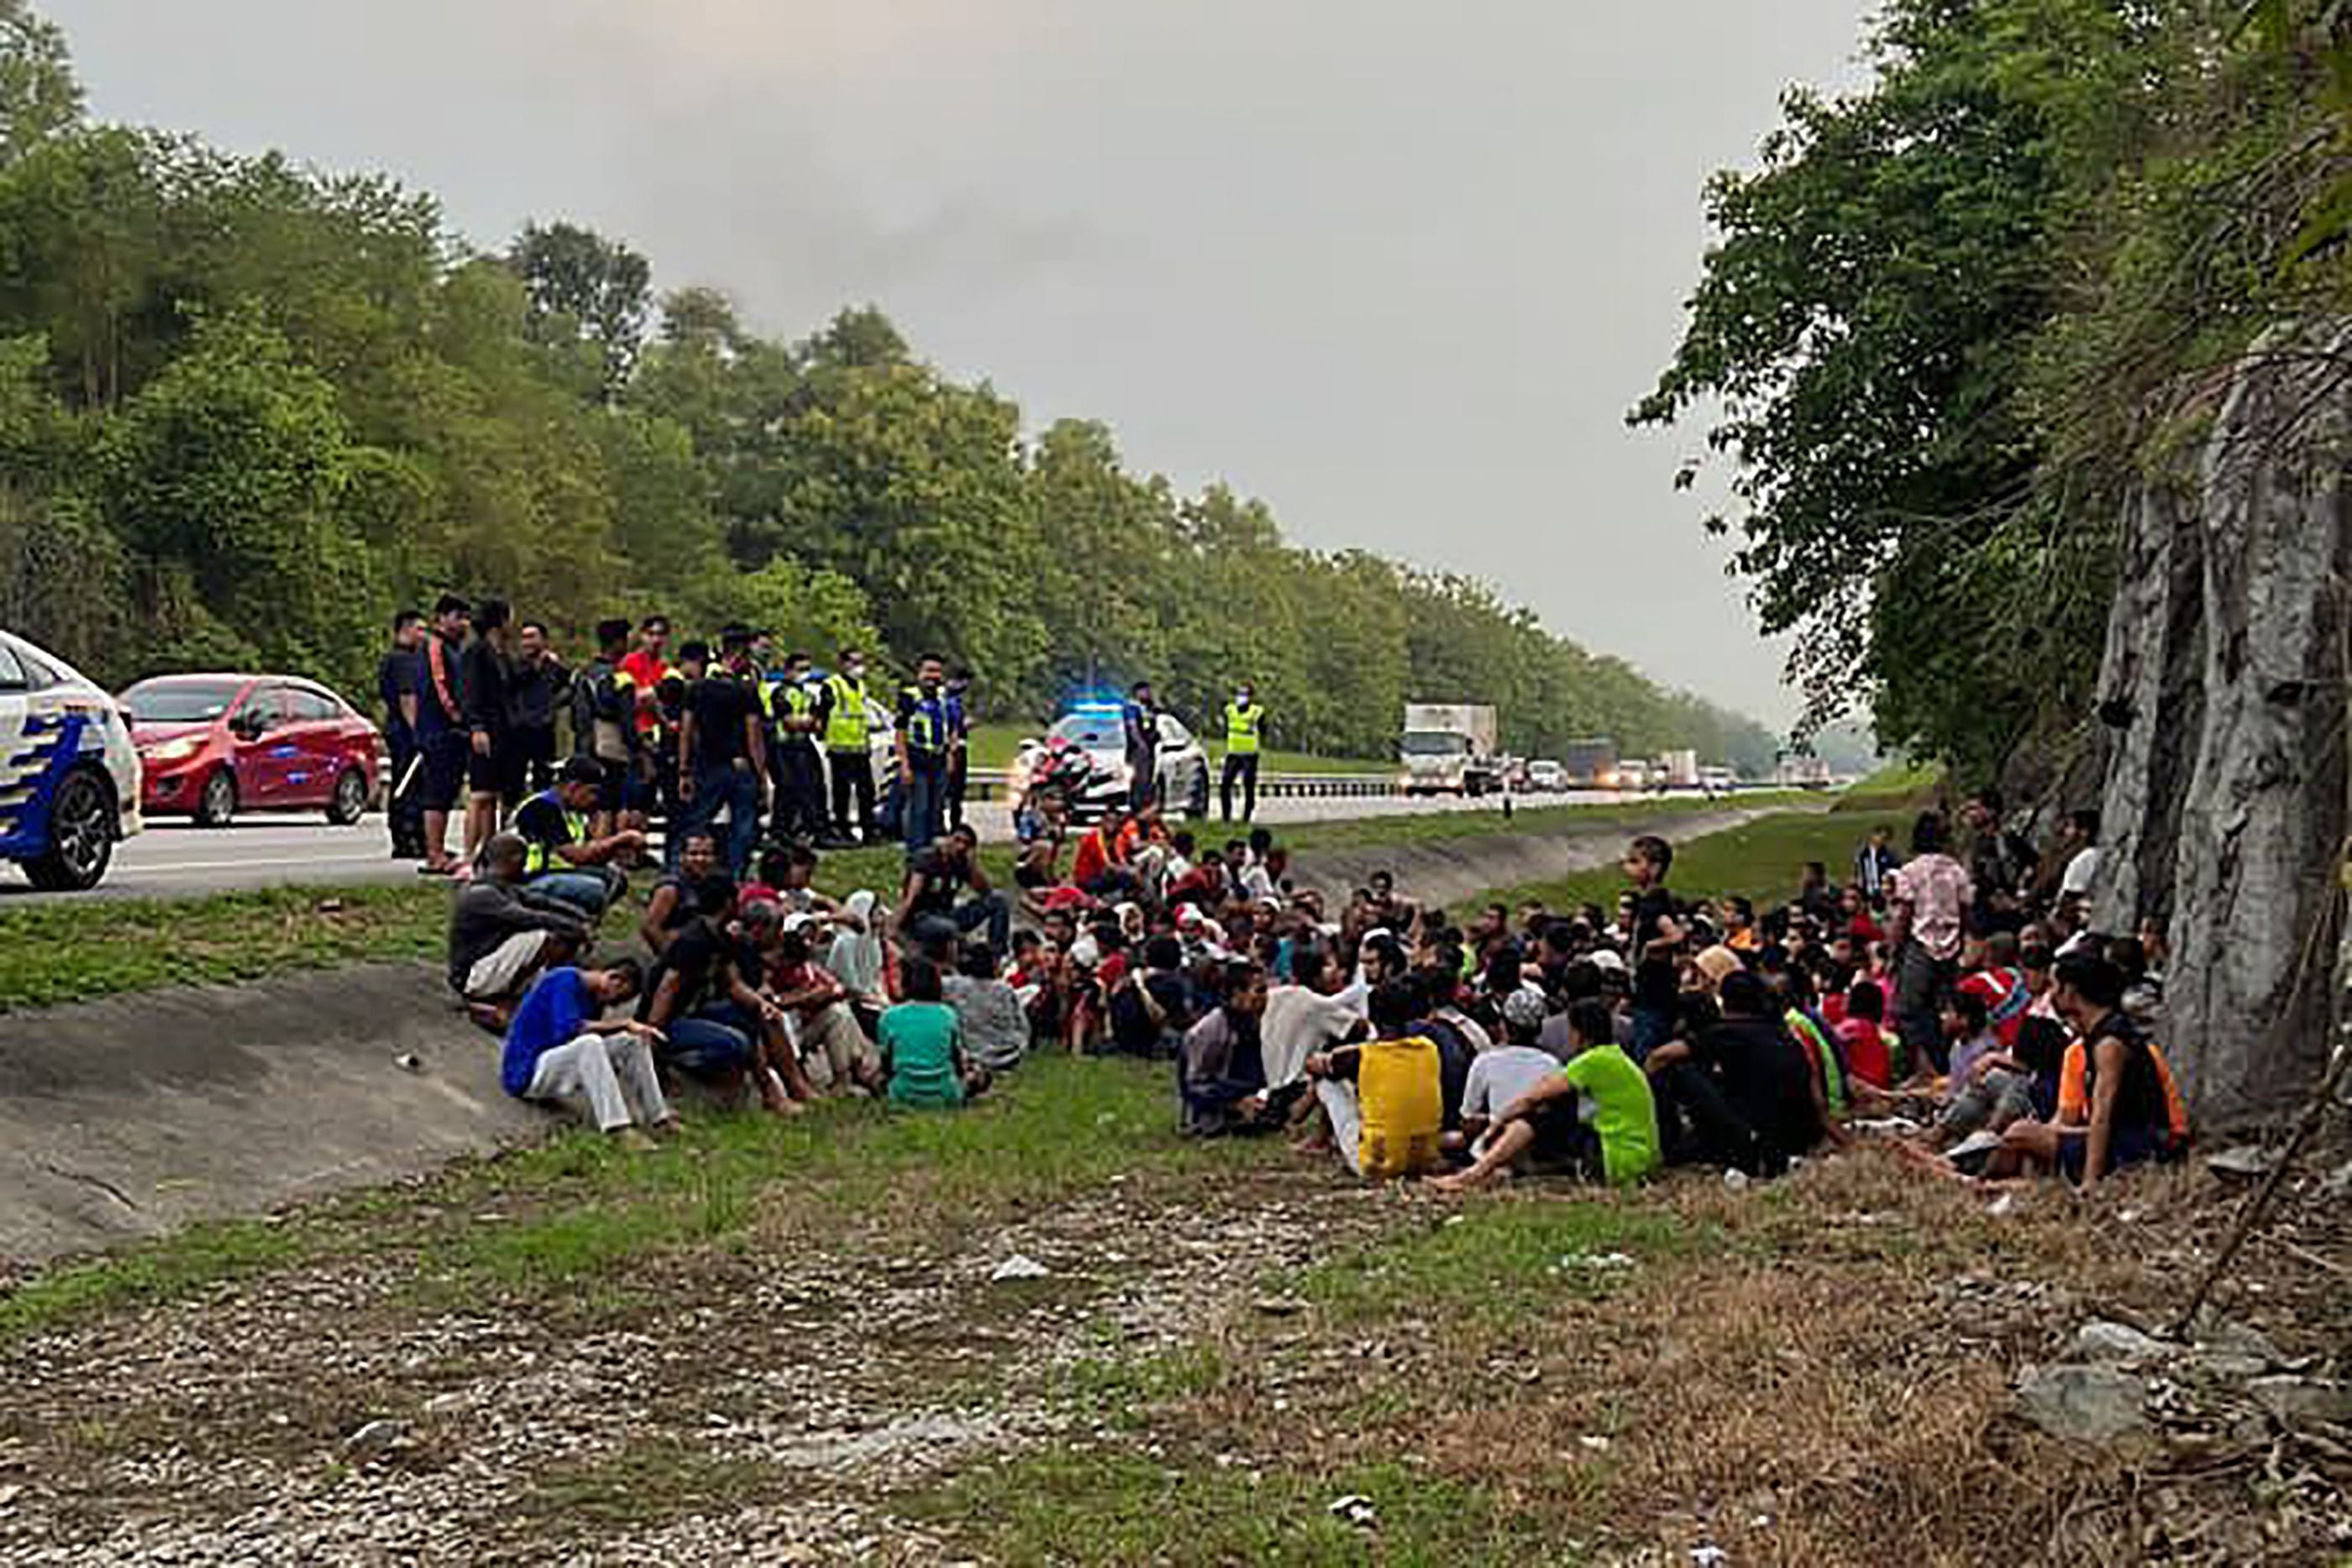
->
[[231, 711, 267, 741]]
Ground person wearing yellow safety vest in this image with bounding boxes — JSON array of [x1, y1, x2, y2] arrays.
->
[[1221, 682, 1268, 824], [512, 757, 646, 919], [896, 653, 954, 860], [763, 650, 831, 844], [823, 647, 877, 846]]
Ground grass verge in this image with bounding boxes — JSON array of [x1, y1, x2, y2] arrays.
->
[[0, 884, 447, 1010], [1834, 758, 1945, 813], [1470, 807, 1913, 915]]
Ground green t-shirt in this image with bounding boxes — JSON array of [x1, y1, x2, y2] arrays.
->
[[1561, 1043, 1660, 1185], [881, 1000, 963, 1108]]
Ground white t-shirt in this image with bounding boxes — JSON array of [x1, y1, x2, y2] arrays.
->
[[2061, 846, 2101, 899], [1261, 984, 1366, 1087], [1460, 1046, 1562, 1124]]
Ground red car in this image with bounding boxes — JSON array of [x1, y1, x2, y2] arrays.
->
[[120, 674, 384, 827]]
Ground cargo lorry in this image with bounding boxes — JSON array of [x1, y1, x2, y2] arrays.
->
[[1399, 703, 1503, 796]]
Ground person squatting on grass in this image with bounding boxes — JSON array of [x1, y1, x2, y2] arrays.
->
[[501, 960, 678, 1150]]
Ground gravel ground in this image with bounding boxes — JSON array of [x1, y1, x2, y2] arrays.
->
[[0, 1158, 1399, 1565]]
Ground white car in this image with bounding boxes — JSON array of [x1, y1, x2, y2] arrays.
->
[[1526, 759, 1567, 793], [0, 628, 143, 890], [1012, 705, 1211, 821]]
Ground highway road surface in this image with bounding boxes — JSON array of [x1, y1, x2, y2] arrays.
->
[[0, 788, 1662, 903]]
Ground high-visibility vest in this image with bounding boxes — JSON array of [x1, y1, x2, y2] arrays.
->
[[522, 789, 586, 875], [1225, 700, 1265, 754], [901, 685, 948, 757], [764, 679, 817, 731], [825, 675, 869, 752]]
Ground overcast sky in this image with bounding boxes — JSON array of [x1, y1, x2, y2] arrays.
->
[[50, 0, 1873, 728]]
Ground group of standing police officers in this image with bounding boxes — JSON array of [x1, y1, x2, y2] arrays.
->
[[383, 606, 1275, 879]]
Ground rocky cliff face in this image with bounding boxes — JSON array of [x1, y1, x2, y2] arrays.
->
[[2094, 331, 2351, 1128]]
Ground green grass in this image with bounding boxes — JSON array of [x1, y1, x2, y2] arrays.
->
[[0, 1217, 312, 1340], [1293, 1198, 1691, 1329], [1058, 1345, 1227, 1427], [1835, 759, 1945, 813], [0, 884, 449, 1010], [1273, 792, 1805, 859], [917, 1450, 1562, 1567], [1471, 807, 1913, 917]]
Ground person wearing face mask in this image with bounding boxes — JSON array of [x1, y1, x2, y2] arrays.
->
[[824, 646, 877, 847], [1221, 681, 1266, 823], [897, 653, 954, 859]]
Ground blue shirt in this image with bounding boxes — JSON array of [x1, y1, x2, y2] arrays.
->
[[503, 968, 591, 1097]]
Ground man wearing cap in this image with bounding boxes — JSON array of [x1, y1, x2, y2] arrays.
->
[[512, 757, 646, 918], [1446, 988, 1577, 1169]]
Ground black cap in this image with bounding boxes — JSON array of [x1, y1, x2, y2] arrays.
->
[[559, 756, 604, 787]]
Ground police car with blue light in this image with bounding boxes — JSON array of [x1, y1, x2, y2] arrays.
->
[[0, 628, 143, 891], [1010, 700, 1210, 822]]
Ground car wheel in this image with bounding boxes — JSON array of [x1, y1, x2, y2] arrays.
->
[[327, 767, 369, 826], [1186, 764, 1210, 820], [195, 768, 238, 828], [24, 767, 118, 892]]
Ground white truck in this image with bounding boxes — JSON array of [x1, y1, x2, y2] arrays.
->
[[1660, 748, 1701, 790], [1399, 702, 1503, 797]]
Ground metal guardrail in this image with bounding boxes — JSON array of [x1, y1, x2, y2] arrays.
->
[[963, 771, 1776, 805]]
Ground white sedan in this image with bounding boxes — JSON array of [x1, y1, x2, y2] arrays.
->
[[1011, 705, 1211, 821]]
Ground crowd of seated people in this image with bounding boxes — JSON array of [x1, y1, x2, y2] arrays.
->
[[455, 771, 2188, 1198]]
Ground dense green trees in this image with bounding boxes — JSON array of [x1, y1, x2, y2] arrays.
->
[[0, 6, 1773, 770], [1642, 0, 2347, 779]]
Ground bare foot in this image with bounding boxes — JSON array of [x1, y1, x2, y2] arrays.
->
[[648, 1116, 685, 1141]]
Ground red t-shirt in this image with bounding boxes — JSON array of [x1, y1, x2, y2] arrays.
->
[[1835, 1016, 1897, 1089], [619, 648, 670, 733], [1070, 830, 1116, 889]]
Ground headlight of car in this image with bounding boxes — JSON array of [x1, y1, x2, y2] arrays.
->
[[143, 737, 205, 764]]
